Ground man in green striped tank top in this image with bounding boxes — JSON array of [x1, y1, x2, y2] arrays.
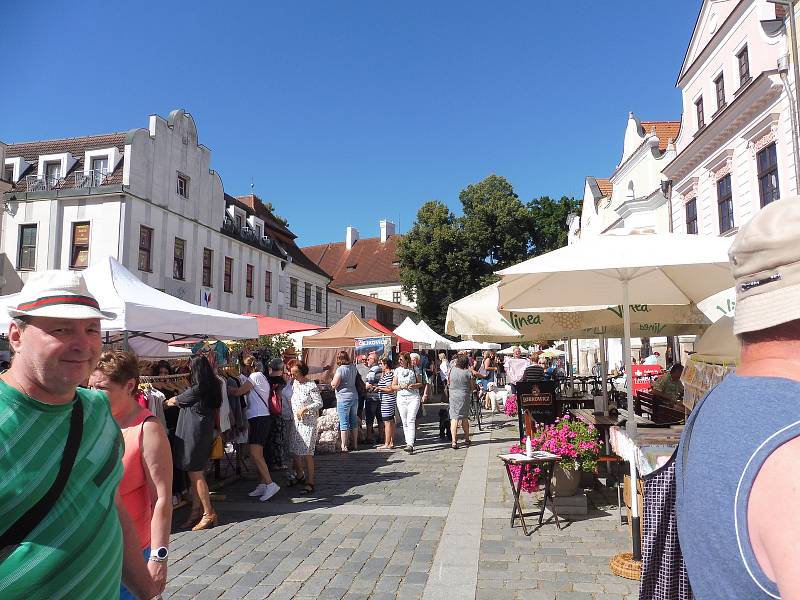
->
[[0, 271, 159, 600]]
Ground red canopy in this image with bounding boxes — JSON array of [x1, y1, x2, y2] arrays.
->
[[368, 319, 413, 353], [242, 314, 322, 336]]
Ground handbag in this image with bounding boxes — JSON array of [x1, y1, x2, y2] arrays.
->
[[209, 434, 224, 459], [251, 383, 281, 416], [0, 398, 84, 561]]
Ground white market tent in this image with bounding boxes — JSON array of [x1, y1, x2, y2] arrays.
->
[[393, 317, 433, 349], [0, 256, 259, 341], [415, 320, 453, 350]]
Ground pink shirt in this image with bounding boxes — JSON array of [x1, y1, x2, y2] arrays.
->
[[120, 408, 155, 550]]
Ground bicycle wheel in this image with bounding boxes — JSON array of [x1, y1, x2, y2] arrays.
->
[[470, 391, 483, 431]]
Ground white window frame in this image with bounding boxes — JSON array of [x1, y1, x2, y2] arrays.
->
[[37, 152, 77, 181], [177, 173, 189, 198]]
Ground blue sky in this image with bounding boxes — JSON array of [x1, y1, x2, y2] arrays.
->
[[2, 1, 698, 246]]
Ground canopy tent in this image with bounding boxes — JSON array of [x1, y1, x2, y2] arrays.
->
[[496, 228, 734, 563], [302, 312, 391, 348], [368, 320, 413, 353], [446, 282, 711, 342], [241, 314, 321, 336], [0, 256, 258, 341], [393, 317, 433, 349], [128, 337, 193, 358], [415, 320, 452, 350]]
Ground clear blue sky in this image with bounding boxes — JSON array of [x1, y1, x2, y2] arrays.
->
[[2, 1, 698, 246]]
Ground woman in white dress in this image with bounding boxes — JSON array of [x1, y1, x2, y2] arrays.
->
[[289, 360, 323, 495]]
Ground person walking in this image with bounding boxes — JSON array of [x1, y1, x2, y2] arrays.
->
[[438, 351, 450, 402], [392, 352, 423, 454], [0, 271, 158, 600], [447, 355, 474, 449], [376, 357, 397, 449], [90, 350, 173, 599], [167, 355, 222, 530], [289, 361, 324, 495], [331, 351, 359, 452]]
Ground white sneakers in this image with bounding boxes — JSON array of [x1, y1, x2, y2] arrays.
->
[[259, 482, 280, 502], [248, 483, 267, 497], [248, 481, 280, 501]]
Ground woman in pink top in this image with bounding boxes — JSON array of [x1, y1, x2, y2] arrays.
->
[[90, 350, 173, 599]]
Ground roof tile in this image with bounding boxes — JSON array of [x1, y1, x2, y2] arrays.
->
[[302, 235, 402, 287], [640, 120, 680, 151]]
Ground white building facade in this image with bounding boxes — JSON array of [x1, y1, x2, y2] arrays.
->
[[2, 109, 330, 326], [664, 0, 798, 237]]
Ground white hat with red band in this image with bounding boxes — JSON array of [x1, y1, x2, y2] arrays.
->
[[8, 270, 116, 321]]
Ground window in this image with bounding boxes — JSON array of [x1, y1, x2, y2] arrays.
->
[[360, 306, 366, 319], [336, 299, 342, 314], [246, 264, 254, 298], [695, 97, 705, 129], [685, 199, 698, 235], [71, 222, 90, 269], [235, 214, 242, 229], [264, 270, 272, 302], [255, 224, 262, 238], [393, 291, 401, 303], [138, 226, 153, 272], [91, 156, 108, 174], [757, 143, 780, 207], [202, 248, 213, 287], [714, 74, 725, 111], [290, 278, 298, 308], [370, 293, 378, 298], [3, 164, 13, 182], [304, 282, 312, 311], [315, 286, 323, 313], [224, 257, 233, 292], [17, 224, 37, 270], [737, 46, 750, 87], [172, 238, 185, 280], [717, 174, 734, 233], [45, 161, 61, 184], [177, 174, 188, 198]]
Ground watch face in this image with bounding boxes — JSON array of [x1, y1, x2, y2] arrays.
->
[[155, 547, 168, 559]]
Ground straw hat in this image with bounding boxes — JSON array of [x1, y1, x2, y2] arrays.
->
[[8, 270, 115, 321]]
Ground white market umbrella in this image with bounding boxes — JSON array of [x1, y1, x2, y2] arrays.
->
[[496, 229, 734, 561], [540, 348, 565, 358]]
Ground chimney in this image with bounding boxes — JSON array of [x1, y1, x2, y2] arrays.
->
[[380, 219, 396, 243], [346, 226, 359, 250]]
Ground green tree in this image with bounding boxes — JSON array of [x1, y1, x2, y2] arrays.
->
[[459, 174, 532, 273], [397, 201, 484, 332], [528, 195, 581, 256], [263, 201, 289, 228]]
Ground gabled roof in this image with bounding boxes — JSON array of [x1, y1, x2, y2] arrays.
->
[[329, 286, 415, 313], [595, 178, 613, 197], [302, 235, 402, 287], [224, 192, 330, 279], [639, 121, 680, 150], [7, 133, 127, 192]]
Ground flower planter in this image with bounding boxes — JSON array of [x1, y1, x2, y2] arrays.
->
[[552, 464, 581, 497]]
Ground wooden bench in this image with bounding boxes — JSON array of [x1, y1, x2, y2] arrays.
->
[[635, 390, 684, 425]]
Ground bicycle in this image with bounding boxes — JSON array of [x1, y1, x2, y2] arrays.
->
[[469, 389, 483, 431]]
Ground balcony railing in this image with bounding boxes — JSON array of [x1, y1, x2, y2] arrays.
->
[[26, 174, 62, 191], [74, 168, 109, 189]]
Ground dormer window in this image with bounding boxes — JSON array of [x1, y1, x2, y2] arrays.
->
[[255, 224, 262, 238], [235, 215, 243, 229], [45, 161, 61, 184], [91, 156, 108, 174], [2, 164, 12, 182], [177, 173, 189, 198], [346, 265, 357, 272]]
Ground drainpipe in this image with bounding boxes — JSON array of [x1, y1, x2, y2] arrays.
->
[[779, 67, 800, 188], [771, 0, 800, 188]]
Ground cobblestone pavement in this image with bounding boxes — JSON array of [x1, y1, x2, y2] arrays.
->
[[164, 405, 639, 600]]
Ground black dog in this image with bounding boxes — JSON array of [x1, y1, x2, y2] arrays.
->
[[438, 409, 452, 440]]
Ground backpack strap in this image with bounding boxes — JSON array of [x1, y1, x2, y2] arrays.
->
[[0, 397, 84, 558]]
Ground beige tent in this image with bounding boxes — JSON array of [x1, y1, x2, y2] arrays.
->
[[303, 312, 395, 348]]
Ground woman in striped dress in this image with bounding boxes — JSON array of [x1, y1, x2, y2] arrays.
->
[[375, 357, 396, 449]]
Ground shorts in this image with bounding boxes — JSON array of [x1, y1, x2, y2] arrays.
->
[[337, 398, 359, 431], [357, 396, 365, 419], [248, 416, 272, 445]]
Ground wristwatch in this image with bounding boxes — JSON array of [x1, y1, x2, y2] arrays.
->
[[149, 546, 169, 562]]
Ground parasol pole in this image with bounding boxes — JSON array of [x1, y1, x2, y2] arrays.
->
[[622, 279, 642, 562]]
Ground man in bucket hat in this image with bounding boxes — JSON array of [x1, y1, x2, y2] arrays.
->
[[678, 198, 800, 599], [0, 271, 160, 600]]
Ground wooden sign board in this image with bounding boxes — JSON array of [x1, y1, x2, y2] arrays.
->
[[515, 380, 558, 440]]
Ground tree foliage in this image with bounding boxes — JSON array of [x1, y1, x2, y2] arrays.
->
[[397, 176, 579, 332], [528, 195, 582, 255]]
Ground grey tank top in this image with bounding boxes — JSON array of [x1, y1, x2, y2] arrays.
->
[[677, 374, 800, 599]]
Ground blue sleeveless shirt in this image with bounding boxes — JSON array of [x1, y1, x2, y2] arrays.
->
[[677, 374, 800, 599]]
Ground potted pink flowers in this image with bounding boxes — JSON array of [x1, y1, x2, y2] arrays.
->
[[504, 394, 518, 417], [509, 414, 601, 496]]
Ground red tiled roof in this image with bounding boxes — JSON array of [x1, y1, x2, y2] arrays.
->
[[302, 235, 402, 287], [640, 121, 680, 151], [595, 178, 613, 197], [329, 286, 415, 314], [7, 133, 127, 192]]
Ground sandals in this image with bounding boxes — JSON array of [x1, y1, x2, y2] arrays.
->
[[451, 443, 458, 450], [287, 474, 305, 487], [464, 439, 472, 447], [299, 483, 315, 495]]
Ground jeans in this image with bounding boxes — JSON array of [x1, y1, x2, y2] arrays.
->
[[337, 398, 359, 431], [365, 398, 381, 427], [397, 392, 421, 447]]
